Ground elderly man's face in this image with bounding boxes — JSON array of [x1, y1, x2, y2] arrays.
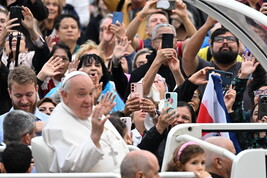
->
[[61, 75, 94, 120]]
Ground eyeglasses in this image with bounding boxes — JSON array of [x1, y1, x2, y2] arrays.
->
[[152, 36, 177, 41], [5, 33, 25, 41], [213, 36, 237, 43], [154, 78, 165, 83], [253, 89, 267, 96]]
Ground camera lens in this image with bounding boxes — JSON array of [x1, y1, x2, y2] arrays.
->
[[166, 93, 170, 98]]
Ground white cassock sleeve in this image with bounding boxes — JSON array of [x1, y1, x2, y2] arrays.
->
[[43, 127, 104, 172], [42, 103, 104, 172]]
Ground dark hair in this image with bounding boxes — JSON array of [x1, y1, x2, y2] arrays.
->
[[178, 101, 196, 123], [167, 143, 205, 171], [51, 42, 72, 62], [210, 27, 239, 46], [250, 103, 259, 121], [109, 115, 127, 138], [2, 142, 32, 173], [37, 97, 58, 108], [54, 14, 80, 30], [77, 54, 110, 88]]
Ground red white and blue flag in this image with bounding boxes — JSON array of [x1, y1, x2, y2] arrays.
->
[[197, 74, 241, 152]]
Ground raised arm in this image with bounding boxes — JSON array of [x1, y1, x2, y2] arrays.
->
[[171, 0, 197, 38], [182, 16, 217, 76], [142, 48, 176, 97], [21, 6, 41, 41], [168, 56, 185, 88], [126, 0, 159, 50], [24, 0, 48, 21]]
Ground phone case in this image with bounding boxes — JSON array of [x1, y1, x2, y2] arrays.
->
[[206, 69, 233, 86], [131, 83, 143, 98], [164, 92, 178, 114], [259, 95, 267, 120], [10, 6, 23, 31], [162, 33, 174, 49], [156, 0, 176, 10], [112, 11, 123, 24], [120, 117, 132, 134]]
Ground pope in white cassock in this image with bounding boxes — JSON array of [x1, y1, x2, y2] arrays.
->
[[43, 71, 129, 173]]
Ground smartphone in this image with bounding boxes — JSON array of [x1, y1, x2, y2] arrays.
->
[[120, 117, 132, 134], [131, 83, 143, 98], [10, 6, 23, 31], [156, 0, 176, 10], [206, 69, 233, 86], [164, 92, 178, 114], [259, 95, 267, 120], [162, 33, 174, 49], [112, 11, 123, 24]]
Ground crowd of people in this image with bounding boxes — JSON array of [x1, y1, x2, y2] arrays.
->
[[0, 0, 266, 177]]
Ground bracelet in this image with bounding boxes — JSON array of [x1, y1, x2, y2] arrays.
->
[[137, 14, 144, 22]]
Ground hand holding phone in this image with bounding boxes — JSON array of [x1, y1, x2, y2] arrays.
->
[[164, 92, 177, 114], [131, 83, 143, 98], [206, 69, 233, 86], [156, 0, 176, 10]]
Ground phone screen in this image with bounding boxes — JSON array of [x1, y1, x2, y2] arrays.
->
[[162, 33, 174, 49]]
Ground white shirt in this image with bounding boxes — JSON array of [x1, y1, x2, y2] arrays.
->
[[131, 128, 143, 146]]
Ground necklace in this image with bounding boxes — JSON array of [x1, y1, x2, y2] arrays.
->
[[105, 130, 119, 166]]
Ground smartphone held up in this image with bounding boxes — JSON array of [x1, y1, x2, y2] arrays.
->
[[10, 6, 23, 31], [164, 92, 177, 114], [156, 0, 176, 10], [161, 33, 174, 49], [259, 95, 267, 120], [112, 11, 123, 24]]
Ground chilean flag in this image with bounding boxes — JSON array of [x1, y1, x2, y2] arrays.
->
[[197, 74, 241, 152]]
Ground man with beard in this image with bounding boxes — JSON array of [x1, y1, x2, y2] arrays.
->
[[182, 16, 241, 82], [0, 66, 48, 143]]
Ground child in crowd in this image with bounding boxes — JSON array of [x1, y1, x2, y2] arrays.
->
[[167, 141, 211, 177]]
